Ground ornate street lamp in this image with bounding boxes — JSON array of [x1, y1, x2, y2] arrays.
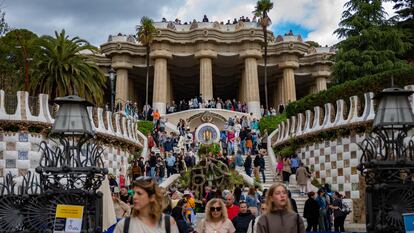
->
[[108, 67, 116, 112], [0, 94, 107, 232], [359, 87, 414, 233]]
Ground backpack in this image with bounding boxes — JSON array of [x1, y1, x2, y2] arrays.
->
[[341, 200, 352, 215], [123, 214, 170, 233]]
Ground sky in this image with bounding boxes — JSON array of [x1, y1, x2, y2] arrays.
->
[[1, 0, 396, 47]]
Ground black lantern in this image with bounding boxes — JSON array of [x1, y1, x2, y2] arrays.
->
[[359, 86, 414, 233], [373, 87, 414, 131], [51, 95, 95, 137]]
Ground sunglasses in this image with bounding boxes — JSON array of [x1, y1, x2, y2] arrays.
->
[[210, 207, 222, 212]]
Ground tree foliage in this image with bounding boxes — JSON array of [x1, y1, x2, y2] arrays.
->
[[30, 30, 106, 104], [332, 0, 412, 85], [0, 29, 39, 93], [386, 0, 414, 61], [253, 0, 274, 110], [137, 16, 156, 119]]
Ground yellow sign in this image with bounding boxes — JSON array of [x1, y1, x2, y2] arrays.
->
[[55, 205, 84, 219]]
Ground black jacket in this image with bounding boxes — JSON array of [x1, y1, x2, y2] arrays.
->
[[232, 212, 256, 233], [244, 156, 252, 169], [259, 156, 265, 171], [304, 198, 320, 221], [254, 155, 261, 167]]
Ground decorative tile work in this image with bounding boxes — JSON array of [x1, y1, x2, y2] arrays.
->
[[6, 142, 16, 150], [18, 151, 28, 160], [299, 135, 365, 199], [19, 133, 29, 142], [6, 159, 16, 168]]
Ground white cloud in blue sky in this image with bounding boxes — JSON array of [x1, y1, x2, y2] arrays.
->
[[2, 0, 397, 47]]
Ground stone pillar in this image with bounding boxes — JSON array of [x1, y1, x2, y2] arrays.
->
[[315, 76, 327, 92], [196, 50, 217, 102], [151, 50, 172, 115], [274, 77, 285, 107], [166, 72, 172, 106], [115, 68, 129, 106], [153, 58, 168, 114], [241, 50, 261, 118], [280, 55, 299, 104], [309, 84, 318, 94], [128, 78, 136, 102]]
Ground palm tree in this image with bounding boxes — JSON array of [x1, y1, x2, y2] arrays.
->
[[31, 29, 106, 104], [253, 0, 273, 113], [137, 16, 156, 120]]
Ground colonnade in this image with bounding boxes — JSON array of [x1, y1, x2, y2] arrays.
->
[[113, 50, 328, 118]]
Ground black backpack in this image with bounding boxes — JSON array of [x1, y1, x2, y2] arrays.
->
[[123, 214, 170, 233]]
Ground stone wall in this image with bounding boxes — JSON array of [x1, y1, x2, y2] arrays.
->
[[0, 132, 130, 178], [0, 90, 147, 179]]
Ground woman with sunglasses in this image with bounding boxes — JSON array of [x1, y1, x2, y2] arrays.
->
[[196, 198, 235, 233], [256, 183, 305, 233], [114, 177, 179, 233]]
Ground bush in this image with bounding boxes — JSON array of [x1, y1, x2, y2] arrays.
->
[[137, 120, 153, 135], [259, 113, 287, 133], [285, 67, 414, 118]]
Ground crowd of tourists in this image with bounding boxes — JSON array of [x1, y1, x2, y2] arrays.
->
[[161, 14, 258, 26], [109, 176, 350, 233]]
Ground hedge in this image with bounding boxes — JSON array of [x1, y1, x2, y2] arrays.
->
[[137, 120, 153, 135], [285, 66, 414, 118], [259, 113, 287, 133]]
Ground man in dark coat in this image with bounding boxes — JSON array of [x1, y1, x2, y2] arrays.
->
[[244, 154, 252, 177], [232, 201, 255, 233], [304, 191, 320, 231]]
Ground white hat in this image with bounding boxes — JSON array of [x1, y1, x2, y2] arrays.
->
[[183, 190, 191, 195]]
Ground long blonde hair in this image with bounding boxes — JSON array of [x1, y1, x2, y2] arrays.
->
[[266, 183, 293, 213], [205, 198, 227, 222], [131, 179, 164, 221]]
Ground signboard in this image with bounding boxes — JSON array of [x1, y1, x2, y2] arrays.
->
[[54, 204, 84, 233], [195, 123, 220, 145], [404, 213, 414, 233]]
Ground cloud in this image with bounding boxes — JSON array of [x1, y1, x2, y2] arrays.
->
[[2, 0, 399, 47]]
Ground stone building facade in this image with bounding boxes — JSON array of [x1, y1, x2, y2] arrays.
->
[[94, 21, 334, 118]]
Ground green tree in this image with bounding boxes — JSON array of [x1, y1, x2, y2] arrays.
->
[[253, 0, 273, 111], [0, 29, 39, 93], [332, 0, 411, 84], [305, 40, 322, 48], [30, 30, 106, 104], [386, 0, 414, 61], [137, 16, 156, 120]]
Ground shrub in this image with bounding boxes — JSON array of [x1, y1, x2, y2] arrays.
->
[[285, 67, 414, 118], [137, 120, 153, 135], [259, 113, 287, 133]]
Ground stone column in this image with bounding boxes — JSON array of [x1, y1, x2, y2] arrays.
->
[[280, 55, 299, 104], [315, 76, 327, 92], [274, 77, 285, 107], [115, 68, 129, 106], [128, 78, 136, 102], [196, 50, 217, 102], [151, 50, 172, 115], [241, 50, 261, 118]]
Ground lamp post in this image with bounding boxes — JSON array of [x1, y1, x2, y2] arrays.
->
[[0, 94, 107, 232], [358, 87, 414, 233], [108, 67, 116, 112]]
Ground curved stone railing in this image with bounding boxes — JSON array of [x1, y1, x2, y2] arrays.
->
[[272, 85, 414, 146], [267, 128, 279, 178], [0, 90, 145, 148]]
